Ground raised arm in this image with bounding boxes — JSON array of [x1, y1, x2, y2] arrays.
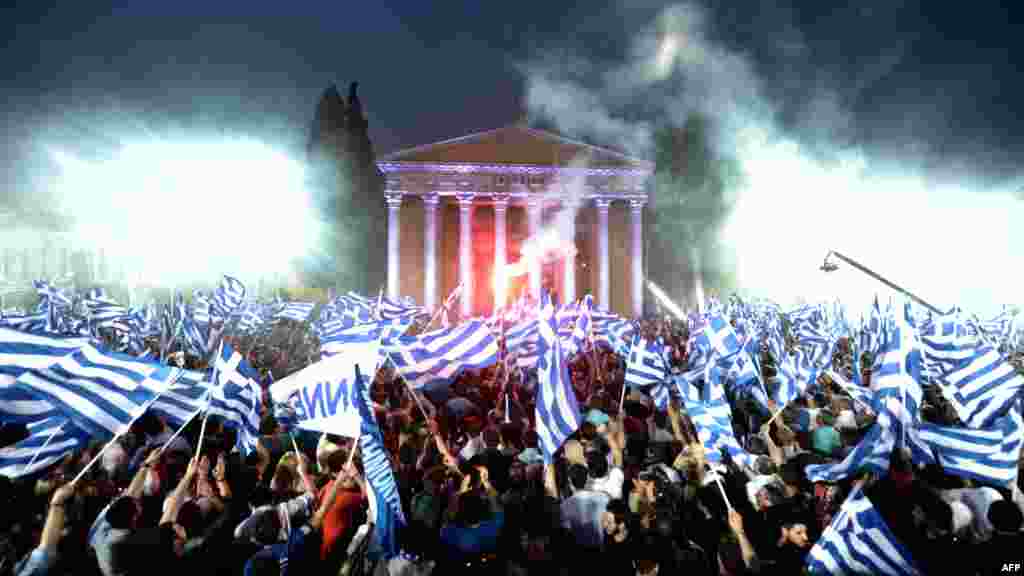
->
[[126, 448, 161, 499]]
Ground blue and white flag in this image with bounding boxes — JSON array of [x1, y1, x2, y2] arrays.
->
[[535, 291, 581, 462], [0, 415, 89, 478], [625, 335, 669, 389], [919, 310, 1023, 428], [275, 301, 316, 323], [351, 363, 406, 560], [211, 275, 246, 322], [11, 345, 174, 437], [806, 484, 920, 575], [918, 401, 1024, 486], [681, 367, 756, 468], [207, 343, 263, 455], [269, 339, 381, 438], [387, 320, 498, 390]]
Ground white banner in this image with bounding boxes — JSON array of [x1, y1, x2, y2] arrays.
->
[[269, 340, 381, 438]]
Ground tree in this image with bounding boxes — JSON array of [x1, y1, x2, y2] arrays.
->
[[649, 113, 744, 307]]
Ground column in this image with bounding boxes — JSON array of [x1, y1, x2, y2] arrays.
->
[[385, 193, 402, 299], [526, 198, 543, 300], [457, 194, 475, 317], [562, 201, 577, 304], [422, 195, 440, 311], [492, 195, 508, 309], [630, 199, 645, 318], [595, 199, 611, 310]]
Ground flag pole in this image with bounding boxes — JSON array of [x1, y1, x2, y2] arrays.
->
[[72, 389, 169, 484], [159, 405, 203, 453], [424, 282, 462, 332]]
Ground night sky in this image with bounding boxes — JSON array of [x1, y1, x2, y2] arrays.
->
[[2, 1, 1022, 197]]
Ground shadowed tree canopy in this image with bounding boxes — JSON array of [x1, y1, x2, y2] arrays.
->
[[649, 113, 743, 306], [303, 82, 386, 294]]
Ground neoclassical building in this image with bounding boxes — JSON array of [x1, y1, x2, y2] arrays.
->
[[379, 123, 653, 318]]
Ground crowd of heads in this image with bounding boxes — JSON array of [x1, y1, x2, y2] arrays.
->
[[1, 311, 1023, 576]]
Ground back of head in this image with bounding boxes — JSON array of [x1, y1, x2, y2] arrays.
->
[[458, 492, 488, 526], [108, 496, 139, 530], [586, 451, 609, 480], [988, 499, 1024, 533], [568, 464, 589, 491]]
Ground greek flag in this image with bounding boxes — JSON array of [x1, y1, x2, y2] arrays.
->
[[376, 295, 426, 321], [535, 291, 581, 462], [870, 304, 923, 429], [564, 294, 593, 357], [805, 411, 897, 483], [275, 302, 316, 323], [681, 369, 755, 468], [625, 335, 669, 388], [211, 275, 246, 322], [351, 363, 406, 560], [0, 415, 89, 478], [806, 484, 920, 575], [207, 343, 263, 455], [148, 368, 208, 428], [387, 320, 498, 390], [918, 401, 1024, 485], [191, 291, 212, 327], [11, 345, 173, 437], [0, 328, 87, 377], [919, 311, 1023, 428], [592, 316, 634, 355], [320, 317, 412, 357]]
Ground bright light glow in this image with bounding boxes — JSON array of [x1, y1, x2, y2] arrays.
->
[[646, 280, 687, 321], [722, 132, 1024, 318], [51, 138, 320, 287]]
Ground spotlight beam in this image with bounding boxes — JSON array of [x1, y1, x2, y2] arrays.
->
[[822, 250, 943, 315]]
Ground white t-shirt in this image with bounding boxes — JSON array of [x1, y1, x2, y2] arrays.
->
[[941, 487, 1003, 543], [585, 467, 624, 500]]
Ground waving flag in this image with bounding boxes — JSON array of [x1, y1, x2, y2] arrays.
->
[[919, 310, 1023, 428], [0, 415, 89, 478], [806, 484, 920, 575], [681, 370, 755, 469], [625, 335, 669, 389], [11, 345, 174, 437], [918, 400, 1024, 485], [275, 302, 316, 323], [535, 291, 581, 463], [207, 343, 263, 454], [387, 320, 498, 390], [351, 363, 406, 560], [211, 275, 246, 322]]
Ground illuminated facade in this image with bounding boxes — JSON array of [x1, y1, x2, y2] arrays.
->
[[379, 123, 653, 318]]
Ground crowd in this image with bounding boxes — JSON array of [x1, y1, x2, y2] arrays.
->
[[1, 306, 1023, 576]]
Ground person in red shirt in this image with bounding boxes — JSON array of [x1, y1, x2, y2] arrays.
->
[[316, 447, 367, 567]]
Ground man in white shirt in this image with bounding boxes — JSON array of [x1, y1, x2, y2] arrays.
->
[[584, 449, 624, 500]]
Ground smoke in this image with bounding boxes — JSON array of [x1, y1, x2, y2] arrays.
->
[[521, 2, 1023, 317], [6, 104, 325, 289]]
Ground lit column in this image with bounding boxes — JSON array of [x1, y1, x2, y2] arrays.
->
[[385, 193, 402, 299], [630, 199, 645, 318], [493, 195, 508, 309], [562, 200, 577, 304], [422, 194, 440, 311], [595, 198, 611, 309], [457, 194, 475, 316], [527, 198, 543, 300]]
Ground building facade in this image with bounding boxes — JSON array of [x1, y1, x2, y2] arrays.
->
[[379, 123, 653, 318]]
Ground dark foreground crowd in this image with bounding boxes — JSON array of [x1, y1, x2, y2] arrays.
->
[[1, 317, 1024, 576]]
